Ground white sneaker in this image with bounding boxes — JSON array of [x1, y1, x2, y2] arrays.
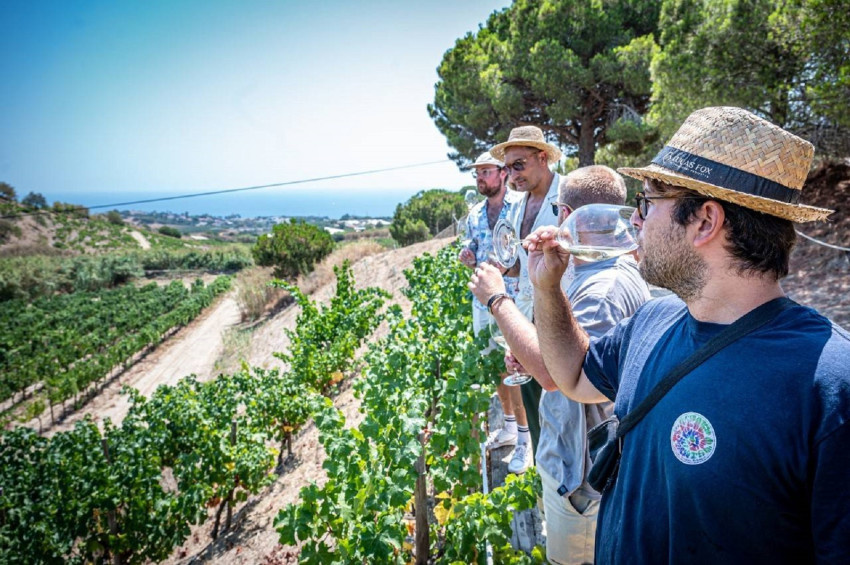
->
[[507, 442, 532, 474], [485, 428, 517, 450]]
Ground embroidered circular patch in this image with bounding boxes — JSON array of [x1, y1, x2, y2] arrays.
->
[[670, 412, 716, 465]]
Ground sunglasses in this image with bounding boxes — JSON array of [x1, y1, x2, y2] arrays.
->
[[550, 202, 573, 216], [504, 151, 544, 174]]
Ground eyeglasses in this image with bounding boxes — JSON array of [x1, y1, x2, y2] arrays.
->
[[504, 151, 544, 174], [472, 167, 500, 179], [550, 202, 573, 216], [635, 190, 706, 220], [635, 192, 680, 220]]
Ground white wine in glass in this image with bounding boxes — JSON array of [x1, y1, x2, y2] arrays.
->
[[491, 205, 638, 266], [464, 188, 481, 208], [458, 189, 483, 250], [555, 204, 638, 261], [489, 317, 532, 386]]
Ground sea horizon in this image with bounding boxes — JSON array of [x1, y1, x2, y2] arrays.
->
[[41, 187, 440, 220]]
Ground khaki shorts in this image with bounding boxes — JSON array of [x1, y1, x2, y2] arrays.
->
[[538, 466, 600, 565]]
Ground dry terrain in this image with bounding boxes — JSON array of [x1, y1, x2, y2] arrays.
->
[[10, 160, 850, 563], [19, 237, 452, 563], [162, 237, 452, 564]]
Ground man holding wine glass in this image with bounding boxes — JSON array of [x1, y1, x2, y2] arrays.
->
[[486, 126, 564, 470], [470, 164, 650, 565], [457, 151, 532, 469], [526, 107, 850, 563]]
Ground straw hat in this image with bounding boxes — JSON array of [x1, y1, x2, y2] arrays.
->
[[490, 125, 563, 165], [619, 107, 832, 222], [471, 151, 503, 168]]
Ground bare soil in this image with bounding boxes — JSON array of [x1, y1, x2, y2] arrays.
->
[[47, 294, 243, 436], [160, 237, 451, 565], [15, 159, 850, 564], [130, 229, 152, 249]]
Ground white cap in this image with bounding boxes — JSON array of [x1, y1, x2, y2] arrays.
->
[[471, 151, 503, 168]]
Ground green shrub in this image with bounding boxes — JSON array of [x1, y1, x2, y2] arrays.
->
[[106, 210, 124, 225], [158, 226, 182, 238], [390, 218, 430, 246], [252, 219, 334, 280], [0, 220, 21, 243]]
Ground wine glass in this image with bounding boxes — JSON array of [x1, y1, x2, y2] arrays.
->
[[491, 204, 638, 266], [457, 189, 483, 250], [554, 204, 638, 261], [492, 218, 520, 268], [464, 188, 481, 208], [489, 317, 532, 386]]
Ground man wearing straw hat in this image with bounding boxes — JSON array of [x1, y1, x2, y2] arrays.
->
[[485, 125, 565, 474], [458, 150, 530, 468], [527, 107, 850, 563]]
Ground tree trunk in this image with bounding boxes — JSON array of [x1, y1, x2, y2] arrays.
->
[[101, 438, 124, 565], [578, 119, 596, 167], [414, 430, 429, 565]]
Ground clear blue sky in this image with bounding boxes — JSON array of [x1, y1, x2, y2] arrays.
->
[[0, 0, 509, 211]]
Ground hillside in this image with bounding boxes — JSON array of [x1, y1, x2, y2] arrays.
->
[[0, 206, 221, 256], [2, 161, 847, 564], [0, 203, 393, 256], [168, 162, 850, 564], [783, 160, 850, 327]]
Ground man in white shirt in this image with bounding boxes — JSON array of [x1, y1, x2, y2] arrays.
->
[[487, 125, 563, 472]]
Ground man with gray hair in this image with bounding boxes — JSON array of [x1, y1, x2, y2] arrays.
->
[[470, 164, 650, 564]]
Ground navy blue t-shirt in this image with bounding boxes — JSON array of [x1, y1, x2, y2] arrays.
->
[[585, 295, 850, 564]]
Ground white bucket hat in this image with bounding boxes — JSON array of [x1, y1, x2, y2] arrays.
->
[[471, 151, 503, 168]]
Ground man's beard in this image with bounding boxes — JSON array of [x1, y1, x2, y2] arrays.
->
[[478, 181, 502, 198], [639, 220, 708, 302]]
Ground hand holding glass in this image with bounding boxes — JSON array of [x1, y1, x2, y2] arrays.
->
[[492, 204, 638, 268], [489, 317, 532, 386]]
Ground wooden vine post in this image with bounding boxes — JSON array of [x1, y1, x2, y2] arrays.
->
[[101, 437, 124, 565]]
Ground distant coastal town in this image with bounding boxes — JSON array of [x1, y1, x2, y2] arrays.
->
[[121, 209, 392, 243]]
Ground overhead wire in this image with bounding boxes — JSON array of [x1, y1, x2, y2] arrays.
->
[[4, 161, 848, 255], [0, 159, 453, 220], [795, 229, 850, 252]]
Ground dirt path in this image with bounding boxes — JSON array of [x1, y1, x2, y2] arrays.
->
[[47, 293, 242, 434], [161, 237, 452, 564], [15, 237, 452, 561], [129, 229, 151, 249], [245, 239, 444, 370]]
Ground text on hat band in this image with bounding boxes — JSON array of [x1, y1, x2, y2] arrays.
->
[[651, 146, 801, 205]]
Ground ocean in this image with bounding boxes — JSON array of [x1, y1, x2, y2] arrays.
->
[[45, 187, 428, 219]]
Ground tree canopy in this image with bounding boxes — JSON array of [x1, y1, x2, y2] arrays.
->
[[650, 0, 850, 157], [429, 0, 661, 167], [390, 189, 466, 246], [21, 192, 48, 210], [0, 182, 16, 202], [432, 0, 849, 168]]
